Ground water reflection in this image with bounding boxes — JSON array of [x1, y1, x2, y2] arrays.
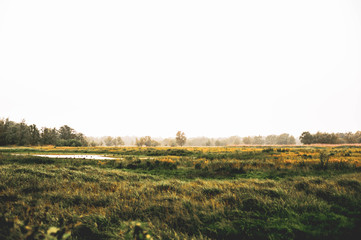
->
[[35, 155, 116, 160]]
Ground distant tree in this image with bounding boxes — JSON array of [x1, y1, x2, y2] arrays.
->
[[59, 125, 76, 140], [356, 131, 361, 143], [186, 137, 210, 146], [104, 136, 115, 146], [75, 133, 88, 146], [242, 136, 253, 145], [5, 119, 19, 145], [344, 132, 357, 144], [176, 131, 187, 146], [312, 132, 338, 144], [226, 136, 241, 145], [143, 136, 152, 147], [41, 127, 59, 145], [288, 135, 296, 145], [253, 136, 264, 145], [233, 137, 241, 145], [115, 137, 124, 146], [135, 138, 144, 147], [276, 133, 294, 145], [299, 131, 358, 145], [265, 135, 277, 145], [56, 125, 87, 146], [29, 124, 40, 145], [150, 139, 160, 147], [0, 118, 16, 145], [329, 133, 338, 144], [299, 132, 313, 145], [162, 138, 176, 147], [0, 119, 6, 145], [18, 119, 30, 146], [0, 118, 88, 146], [135, 136, 157, 147]]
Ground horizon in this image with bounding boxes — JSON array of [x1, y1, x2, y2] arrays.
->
[[2, 116, 361, 141]]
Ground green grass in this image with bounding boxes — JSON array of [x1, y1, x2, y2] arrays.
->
[[0, 147, 361, 239]]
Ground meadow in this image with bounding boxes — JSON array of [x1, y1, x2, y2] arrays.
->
[[0, 146, 360, 239]]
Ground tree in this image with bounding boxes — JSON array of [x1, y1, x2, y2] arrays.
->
[[356, 131, 361, 143], [215, 140, 225, 146], [115, 137, 124, 146], [75, 133, 88, 146], [135, 138, 144, 147], [299, 132, 313, 145], [135, 136, 157, 147], [175, 131, 187, 146], [29, 124, 40, 145], [143, 136, 152, 147], [41, 127, 59, 145], [104, 136, 115, 146], [18, 119, 31, 146], [253, 136, 264, 145], [162, 138, 176, 147], [242, 136, 253, 145], [265, 135, 277, 145], [344, 132, 357, 144], [150, 139, 160, 147], [59, 125, 76, 140], [233, 137, 241, 145], [227, 136, 241, 145], [56, 125, 87, 146], [0, 118, 88, 146], [276, 133, 294, 145], [4, 119, 19, 145], [0, 119, 6, 145], [288, 136, 296, 145], [0, 118, 15, 145]]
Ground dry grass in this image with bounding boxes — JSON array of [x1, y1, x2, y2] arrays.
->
[[0, 146, 361, 239]]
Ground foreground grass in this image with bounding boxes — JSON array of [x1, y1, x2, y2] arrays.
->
[[0, 147, 361, 239]]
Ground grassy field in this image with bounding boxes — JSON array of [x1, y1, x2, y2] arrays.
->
[[0, 146, 361, 239]]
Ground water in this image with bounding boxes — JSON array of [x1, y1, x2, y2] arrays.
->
[[35, 154, 116, 160]]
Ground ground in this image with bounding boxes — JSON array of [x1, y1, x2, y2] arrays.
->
[[0, 146, 360, 239]]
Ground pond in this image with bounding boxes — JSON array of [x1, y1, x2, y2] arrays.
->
[[34, 154, 117, 160]]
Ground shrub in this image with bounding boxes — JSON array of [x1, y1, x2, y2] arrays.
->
[[319, 151, 330, 169]]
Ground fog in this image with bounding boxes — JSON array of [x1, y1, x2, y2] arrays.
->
[[1, 0, 360, 138]]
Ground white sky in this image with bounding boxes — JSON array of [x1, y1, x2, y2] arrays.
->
[[0, 0, 360, 138]]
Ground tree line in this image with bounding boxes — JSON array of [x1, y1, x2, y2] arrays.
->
[[1, 118, 360, 146], [86, 136, 125, 147], [0, 118, 87, 146], [299, 131, 361, 144], [242, 133, 296, 145], [0, 119, 188, 147]]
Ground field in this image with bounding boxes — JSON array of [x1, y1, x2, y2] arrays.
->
[[0, 146, 361, 239]]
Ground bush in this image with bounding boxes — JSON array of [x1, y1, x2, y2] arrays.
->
[[319, 151, 330, 169]]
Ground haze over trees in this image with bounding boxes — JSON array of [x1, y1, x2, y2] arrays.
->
[[135, 136, 160, 147], [86, 136, 125, 147], [237, 134, 296, 145], [103, 136, 124, 147], [2, 118, 361, 147]]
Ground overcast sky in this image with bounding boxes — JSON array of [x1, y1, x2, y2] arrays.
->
[[0, 0, 360, 138]]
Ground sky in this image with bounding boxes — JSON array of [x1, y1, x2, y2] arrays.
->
[[0, 0, 360, 138]]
